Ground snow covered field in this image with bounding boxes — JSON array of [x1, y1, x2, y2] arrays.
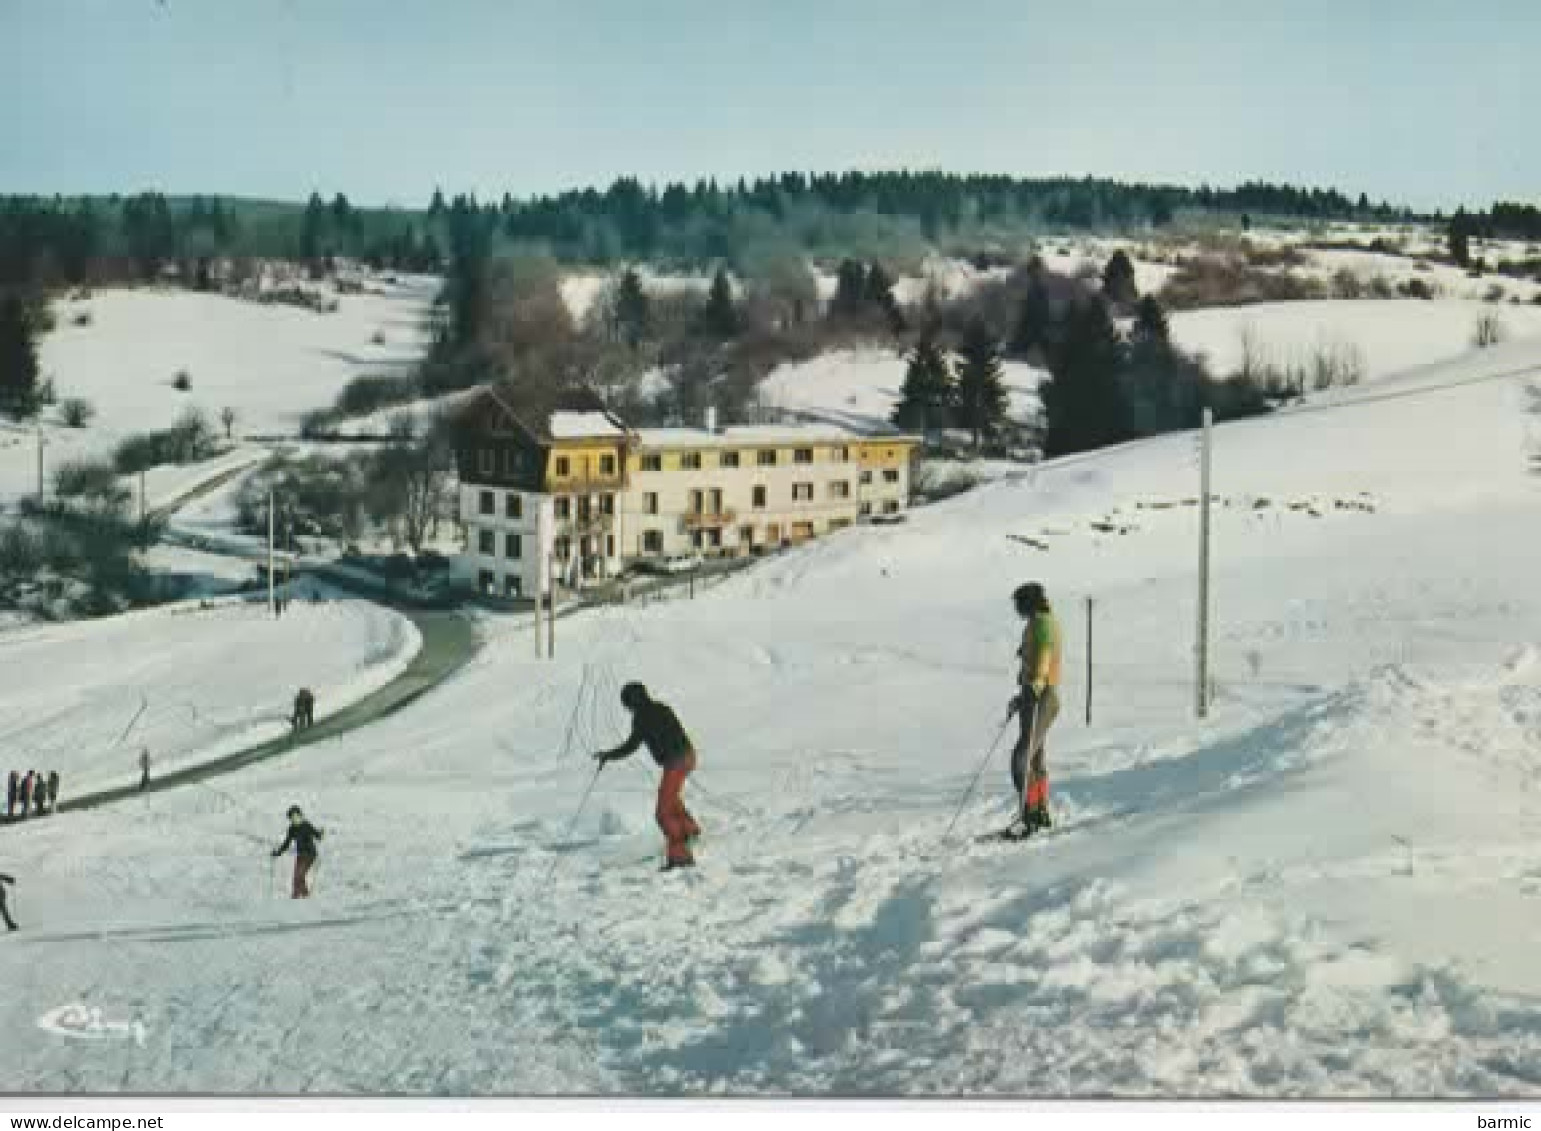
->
[[0, 593, 420, 796], [764, 348, 1046, 433], [0, 278, 436, 511], [3, 326, 1541, 1094], [1170, 299, 1541, 385]]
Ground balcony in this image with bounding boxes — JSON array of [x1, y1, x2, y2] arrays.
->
[[556, 510, 616, 535], [679, 509, 736, 533]]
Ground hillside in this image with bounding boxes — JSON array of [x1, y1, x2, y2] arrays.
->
[[2, 329, 1540, 1093]]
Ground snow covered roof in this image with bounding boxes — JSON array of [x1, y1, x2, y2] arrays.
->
[[548, 411, 627, 441], [633, 424, 919, 450]]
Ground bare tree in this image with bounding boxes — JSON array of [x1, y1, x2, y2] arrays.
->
[[367, 431, 453, 553]]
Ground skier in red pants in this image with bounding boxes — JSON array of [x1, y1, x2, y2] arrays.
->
[[594, 683, 702, 871], [272, 805, 324, 898]]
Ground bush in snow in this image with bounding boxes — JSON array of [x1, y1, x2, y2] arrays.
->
[[172, 369, 192, 391], [113, 408, 219, 475], [59, 397, 95, 428]]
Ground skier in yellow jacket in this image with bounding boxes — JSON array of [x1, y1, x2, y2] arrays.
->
[[1006, 582, 1062, 839]]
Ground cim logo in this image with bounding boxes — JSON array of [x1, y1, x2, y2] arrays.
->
[[37, 1003, 148, 1047]]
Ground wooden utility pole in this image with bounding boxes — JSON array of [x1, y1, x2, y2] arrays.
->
[[547, 553, 556, 659], [267, 488, 276, 619], [1085, 596, 1094, 726], [1196, 408, 1213, 719]]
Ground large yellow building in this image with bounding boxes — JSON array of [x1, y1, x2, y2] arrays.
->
[[450, 387, 920, 598]]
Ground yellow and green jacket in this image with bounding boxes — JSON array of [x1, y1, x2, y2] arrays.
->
[[1017, 606, 1063, 690]]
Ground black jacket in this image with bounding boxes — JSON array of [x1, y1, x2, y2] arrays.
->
[[604, 701, 694, 769], [275, 820, 323, 857]]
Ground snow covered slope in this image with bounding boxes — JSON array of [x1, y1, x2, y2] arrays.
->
[[764, 348, 1046, 433], [0, 278, 435, 509], [1170, 299, 1541, 385], [0, 593, 420, 795], [3, 337, 1541, 1095]]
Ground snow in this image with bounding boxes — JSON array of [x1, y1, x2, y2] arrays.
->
[[636, 422, 906, 447], [0, 590, 420, 796], [549, 411, 626, 440], [1169, 299, 1541, 385], [0, 279, 435, 511], [39, 280, 435, 440], [6, 282, 1541, 1094], [763, 349, 1047, 434]]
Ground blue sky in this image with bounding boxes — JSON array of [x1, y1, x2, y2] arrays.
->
[[1, 0, 1535, 210]]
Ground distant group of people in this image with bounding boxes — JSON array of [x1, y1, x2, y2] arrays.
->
[[290, 688, 316, 733], [6, 770, 60, 820]]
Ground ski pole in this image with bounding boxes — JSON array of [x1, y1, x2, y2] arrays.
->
[[541, 761, 604, 892], [942, 711, 1017, 844]]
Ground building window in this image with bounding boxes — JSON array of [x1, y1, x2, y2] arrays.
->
[[883, 469, 900, 484], [505, 494, 522, 520], [709, 488, 723, 514], [641, 454, 663, 472], [555, 456, 570, 477], [478, 569, 496, 594], [752, 485, 766, 509], [643, 492, 659, 515], [792, 482, 813, 502], [478, 530, 495, 555], [478, 450, 495, 476], [606, 534, 616, 558], [479, 490, 495, 516], [860, 470, 873, 485], [503, 575, 522, 598], [643, 530, 664, 553], [794, 448, 814, 464], [720, 451, 741, 468], [829, 481, 851, 499], [505, 534, 522, 559], [757, 450, 778, 467], [554, 497, 571, 519], [503, 450, 523, 476], [705, 528, 722, 549], [830, 518, 852, 531], [682, 452, 703, 470], [835, 446, 850, 463], [739, 525, 755, 548], [601, 493, 615, 516], [859, 502, 873, 517], [554, 536, 571, 561], [883, 499, 901, 514], [689, 489, 704, 514], [600, 454, 616, 476]]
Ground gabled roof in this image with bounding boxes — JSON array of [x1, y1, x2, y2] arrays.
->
[[453, 384, 626, 445]]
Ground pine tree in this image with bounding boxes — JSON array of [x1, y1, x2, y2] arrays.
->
[[1103, 250, 1138, 305], [954, 317, 1010, 448], [891, 329, 954, 435], [1010, 277, 1054, 359], [1039, 297, 1132, 457], [0, 295, 41, 415], [698, 267, 740, 339], [831, 259, 867, 319], [1449, 209, 1472, 269], [1131, 295, 1170, 346], [613, 268, 651, 348]]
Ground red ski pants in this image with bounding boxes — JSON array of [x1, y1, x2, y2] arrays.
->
[[656, 751, 701, 864]]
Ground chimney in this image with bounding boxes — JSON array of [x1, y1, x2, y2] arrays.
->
[[704, 406, 718, 435]]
